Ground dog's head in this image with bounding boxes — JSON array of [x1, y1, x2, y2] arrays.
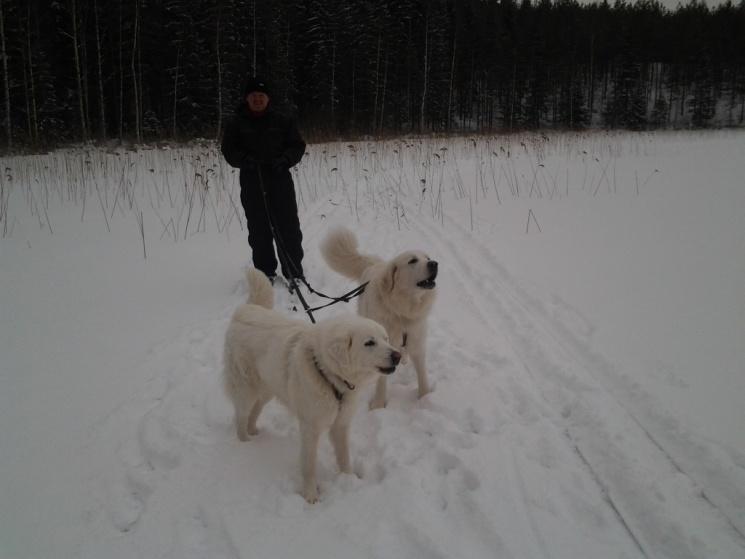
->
[[381, 250, 438, 293], [322, 316, 401, 384]]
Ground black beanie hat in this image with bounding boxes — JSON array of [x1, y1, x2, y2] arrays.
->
[[243, 76, 271, 97]]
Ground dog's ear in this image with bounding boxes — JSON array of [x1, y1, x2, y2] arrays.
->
[[327, 334, 353, 370], [380, 263, 398, 293]]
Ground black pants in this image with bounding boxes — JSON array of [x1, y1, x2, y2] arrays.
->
[[240, 168, 304, 279]]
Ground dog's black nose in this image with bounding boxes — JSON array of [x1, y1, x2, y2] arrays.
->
[[390, 351, 401, 365], [427, 260, 438, 273]]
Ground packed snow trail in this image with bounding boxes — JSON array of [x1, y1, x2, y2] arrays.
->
[[71, 179, 745, 559], [72, 191, 743, 559]]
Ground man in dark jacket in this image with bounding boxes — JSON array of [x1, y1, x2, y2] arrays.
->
[[221, 77, 306, 283]]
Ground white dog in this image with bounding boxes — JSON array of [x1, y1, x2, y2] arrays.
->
[[223, 269, 401, 503], [321, 228, 438, 409]]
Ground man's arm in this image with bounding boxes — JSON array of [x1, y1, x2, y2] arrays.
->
[[220, 118, 248, 168], [281, 117, 306, 168]]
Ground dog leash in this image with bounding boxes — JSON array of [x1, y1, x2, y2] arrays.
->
[[300, 281, 369, 313]]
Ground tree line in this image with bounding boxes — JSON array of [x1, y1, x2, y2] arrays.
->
[[1, 0, 744, 150]]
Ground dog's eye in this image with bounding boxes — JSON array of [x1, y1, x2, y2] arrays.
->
[[408, 257, 418, 265], [364, 339, 377, 347]]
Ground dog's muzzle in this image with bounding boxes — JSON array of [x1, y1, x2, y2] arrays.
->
[[378, 350, 401, 374], [417, 260, 438, 289]]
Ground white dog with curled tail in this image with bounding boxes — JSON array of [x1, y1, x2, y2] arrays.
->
[[223, 269, 401, 503], [321, 227, 438, 409]]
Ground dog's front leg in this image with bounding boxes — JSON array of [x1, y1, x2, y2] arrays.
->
[[329, 411, 353, 474], [370, 376, 388, 409], [410, 344, 430, 398], [300, 423, 321, 503]]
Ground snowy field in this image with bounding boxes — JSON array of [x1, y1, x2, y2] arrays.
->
[[1, 130, 744, 558]]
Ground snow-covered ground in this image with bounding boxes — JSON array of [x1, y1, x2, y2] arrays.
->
[[1, 131, 744, 559]]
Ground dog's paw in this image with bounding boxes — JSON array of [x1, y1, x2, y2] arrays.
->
[[236, 426, 258, 441], [302, 485, 319, 504], [369, 398, 387, 410], [417, 379, 435, 399]]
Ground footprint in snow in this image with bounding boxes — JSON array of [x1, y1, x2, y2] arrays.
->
[[108, 466, 154, 533], [436, 450, 481, 492], [137, 410, 183, 470]]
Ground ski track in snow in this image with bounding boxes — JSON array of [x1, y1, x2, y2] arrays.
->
[[415, 211, 745, 558], [85, 193, 745, 559]]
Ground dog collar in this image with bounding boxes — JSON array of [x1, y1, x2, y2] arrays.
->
[[311, 353, 354, 402]]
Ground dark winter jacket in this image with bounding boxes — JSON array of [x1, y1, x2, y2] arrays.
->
[[221, 104, 306, 180]]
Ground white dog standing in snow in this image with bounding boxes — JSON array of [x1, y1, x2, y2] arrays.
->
[[223, 269, 401, 503], [321, 228, 438, 409]]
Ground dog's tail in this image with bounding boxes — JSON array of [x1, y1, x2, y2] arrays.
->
[[320, 227, 381, 281], [246, 269, 274, 309]]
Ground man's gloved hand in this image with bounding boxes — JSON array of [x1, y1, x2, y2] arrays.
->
[[271, 156, 289, 174]]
